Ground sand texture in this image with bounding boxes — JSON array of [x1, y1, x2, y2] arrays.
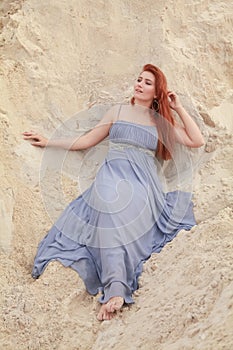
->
[[0, 1, 233, 349]]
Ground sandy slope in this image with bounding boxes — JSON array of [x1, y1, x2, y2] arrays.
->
[[0, 1, 233, 349]]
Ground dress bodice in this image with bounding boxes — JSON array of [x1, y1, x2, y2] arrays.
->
[[109, 120, 158, 151]]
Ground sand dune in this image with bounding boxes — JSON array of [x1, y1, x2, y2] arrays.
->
[[0, 1, 232, 349]]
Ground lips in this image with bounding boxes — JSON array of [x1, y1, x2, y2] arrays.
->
[[135, 88, 143, 93]]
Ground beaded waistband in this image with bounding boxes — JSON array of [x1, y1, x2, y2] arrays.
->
[[109, 141, 155, 157]]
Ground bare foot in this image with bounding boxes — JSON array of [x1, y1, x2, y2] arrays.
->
[[97, 296, 124, 321]]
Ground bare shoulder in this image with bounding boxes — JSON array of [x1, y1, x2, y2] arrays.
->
[[94, 104, 123, 128], [104, 104, 123, 122]]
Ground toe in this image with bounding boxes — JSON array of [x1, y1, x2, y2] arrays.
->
[[97, 307, 104, 321]]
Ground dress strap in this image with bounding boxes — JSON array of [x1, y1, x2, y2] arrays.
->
[[117, 104, 122, 120]]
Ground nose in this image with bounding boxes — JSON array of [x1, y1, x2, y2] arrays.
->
[[136, 81, 142, 90]]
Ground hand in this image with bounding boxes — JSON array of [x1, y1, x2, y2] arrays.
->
[[23, 131, 48, 148], [167, 91, 183, 111]]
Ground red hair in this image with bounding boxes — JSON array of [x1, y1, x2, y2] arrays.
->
[[131, 64, 175, 160]]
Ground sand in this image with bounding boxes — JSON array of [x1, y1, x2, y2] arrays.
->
[[0, 0, 233, 349]]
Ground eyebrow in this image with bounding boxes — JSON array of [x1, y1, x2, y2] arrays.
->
[[138, 75, 153, 83]]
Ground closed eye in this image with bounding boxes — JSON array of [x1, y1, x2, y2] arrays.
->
[[137, 77, 153, 85]]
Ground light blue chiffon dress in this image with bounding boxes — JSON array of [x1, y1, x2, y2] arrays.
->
[[32, 120, 196, 304]]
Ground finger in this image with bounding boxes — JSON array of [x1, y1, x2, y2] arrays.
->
[[23, 133, 39, 138], [31, 141, 42, 147], [168, 91, 176, 98], [23, 135, 34, 140], [23, 130, 36, 134], [168, 94, 175, 100], [167, 91, 176, 97], [23, 135, 38, 140], [22, 132, 33, 135]]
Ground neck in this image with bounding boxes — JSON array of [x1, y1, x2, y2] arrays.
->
[[134, 99, 152, 108]]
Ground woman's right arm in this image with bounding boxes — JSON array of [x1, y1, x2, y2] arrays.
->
[[23, 107, 116, 151]]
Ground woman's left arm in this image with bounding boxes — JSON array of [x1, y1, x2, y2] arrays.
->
[[168, 91, 205, 148]]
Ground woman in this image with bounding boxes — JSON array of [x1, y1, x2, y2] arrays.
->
[[23, 64, 204, 321]]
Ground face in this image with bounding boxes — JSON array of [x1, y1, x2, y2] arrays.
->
[[134, 71, 156, 107]]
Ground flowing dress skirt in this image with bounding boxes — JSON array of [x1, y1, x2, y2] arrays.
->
[[32, 121, 196, 303]]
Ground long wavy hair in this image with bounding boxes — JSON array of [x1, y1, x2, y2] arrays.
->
[[131, 64, 175, 160]]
